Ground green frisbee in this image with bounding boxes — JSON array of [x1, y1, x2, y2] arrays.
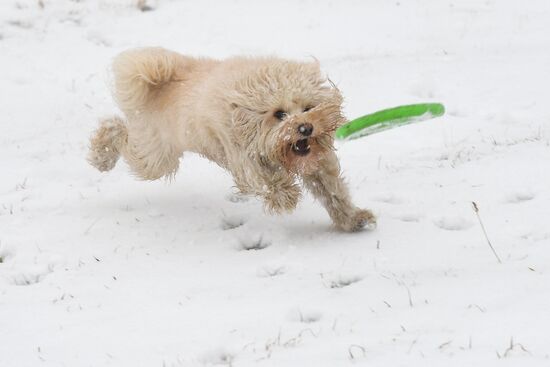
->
[[335, 103, 445, 140]]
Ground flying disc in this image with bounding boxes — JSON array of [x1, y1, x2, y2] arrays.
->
[[335, 103, 445, 140]]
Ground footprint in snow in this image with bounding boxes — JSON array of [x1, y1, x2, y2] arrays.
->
[[392, 211, 423, 222], [504, 189, 535, 203], [10, 265, 53, 286], [0, 247, 64, 286], [286, 308, 322, 323], [257, 263, 286, 277], [235, 233, 271, 251], [433, 215, 473, 231], [200, 348, 235, 366], [220, 215, 245, 230], [325, 273, 364, 289], [0, 246, 15, 264]]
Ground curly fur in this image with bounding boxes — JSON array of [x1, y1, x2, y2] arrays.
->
[[88, 47, 376, 231]]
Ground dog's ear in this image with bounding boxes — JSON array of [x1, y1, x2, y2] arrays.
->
[[231, 104, 262, 147], [231, 104, 259, 129], [231, 105, 278, 168], [231, 104, 255, 122], [316, 79, 346, 129]]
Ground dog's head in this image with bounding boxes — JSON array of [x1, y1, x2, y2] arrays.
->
[[230, 58, 346, 175]]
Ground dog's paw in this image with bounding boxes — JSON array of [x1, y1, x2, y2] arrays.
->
[[88, 117, 126, 172], [264, 185, 301, 214], [88, 145, 119, 172], [338, 208, 377, 232]]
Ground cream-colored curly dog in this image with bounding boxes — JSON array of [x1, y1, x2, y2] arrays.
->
[[88, 48, 376, 232]]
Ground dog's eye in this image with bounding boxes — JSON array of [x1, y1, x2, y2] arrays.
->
[[274, 110, 287, 120], [303, 106, 313, 112]]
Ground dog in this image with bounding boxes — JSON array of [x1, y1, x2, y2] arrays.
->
[[88, 48, 376, 232]]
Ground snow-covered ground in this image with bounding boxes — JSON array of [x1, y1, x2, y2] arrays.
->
[[1, 0, 549, 366]]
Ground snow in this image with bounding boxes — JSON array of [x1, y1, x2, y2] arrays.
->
[[1, 0, 550, 366]]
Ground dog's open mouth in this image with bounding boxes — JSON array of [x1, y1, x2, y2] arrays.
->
[[291, 138, 311, 156]]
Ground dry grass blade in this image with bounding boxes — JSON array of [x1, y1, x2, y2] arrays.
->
[[472, 201, 502, 263]]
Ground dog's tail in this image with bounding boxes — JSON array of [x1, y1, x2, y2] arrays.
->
[[112, 47, 182, 114], [87, 116, 127, 172]]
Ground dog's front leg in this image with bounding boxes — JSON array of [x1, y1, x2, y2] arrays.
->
[[234, 166, 301, 214], [261, 171, 302, 214], [302, 152, 376, 232]]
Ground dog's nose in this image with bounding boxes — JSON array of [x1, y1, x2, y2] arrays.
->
[[298, 123, 313, 137]]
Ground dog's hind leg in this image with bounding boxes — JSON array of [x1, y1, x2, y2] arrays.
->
[[120, 117, 181, 180], [302, 151, 376, 232], [89, 48, 187, 180], [88, 116, 127, 172], [88, 116, 181, 180]]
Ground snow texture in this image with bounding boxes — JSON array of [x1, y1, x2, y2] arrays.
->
[[1, 0, 550, 366]]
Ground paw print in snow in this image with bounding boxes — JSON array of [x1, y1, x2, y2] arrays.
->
[[286, 308, 322, 323], [433, 215, 473, 231], [220, 215, 245, 230]]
